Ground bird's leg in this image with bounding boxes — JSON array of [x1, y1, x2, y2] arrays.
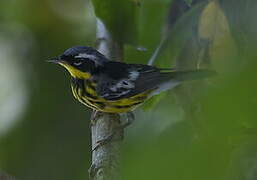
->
[[92, 111, 135, 151]]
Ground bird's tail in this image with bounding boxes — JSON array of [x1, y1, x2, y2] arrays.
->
[[151, 69, 216, 96], [161, 69, 216, 82]]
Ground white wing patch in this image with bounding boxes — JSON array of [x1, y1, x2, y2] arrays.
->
[[110, 80, 134, 92], [128, 70, 139, 80], [109, 70, 139, 92], [101, 70, 140, 99]]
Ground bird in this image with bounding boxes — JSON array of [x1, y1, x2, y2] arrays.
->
[[49, 46, 215, 150], [49, 46, 214, 115]]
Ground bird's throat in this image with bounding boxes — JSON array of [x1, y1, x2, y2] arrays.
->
[[59, 63, 91, 79]]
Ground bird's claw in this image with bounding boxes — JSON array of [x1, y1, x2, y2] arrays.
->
[[90, 110, 104, 126]]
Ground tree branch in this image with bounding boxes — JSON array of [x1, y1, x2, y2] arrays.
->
[[89, 18, 123, 180]]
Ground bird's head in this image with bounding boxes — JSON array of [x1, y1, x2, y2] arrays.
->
[[49, 46, 108, 79]]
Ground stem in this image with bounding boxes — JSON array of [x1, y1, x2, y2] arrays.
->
[[89, 19, 123, 180]]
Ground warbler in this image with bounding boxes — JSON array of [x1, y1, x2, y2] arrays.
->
[[49, 46, 214, 114]]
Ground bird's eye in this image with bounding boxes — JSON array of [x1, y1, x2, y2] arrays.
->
[[73, 61, 83, 66]]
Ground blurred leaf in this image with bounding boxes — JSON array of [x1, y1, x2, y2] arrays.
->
[[199, 0, 238, 73], [92, 0, 139, 44], [199, 0, 229, 40], [219, 0, 257, 63], [148, 0, 191, 65], [141, 91, 168, 111], [145, 1, 209, 108], [153, 1, 208, 68]]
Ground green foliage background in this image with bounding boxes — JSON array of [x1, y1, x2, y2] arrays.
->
[[0, 0, 257, 179]]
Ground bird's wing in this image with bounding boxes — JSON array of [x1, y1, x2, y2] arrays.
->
[[96, 62, 176, 100]]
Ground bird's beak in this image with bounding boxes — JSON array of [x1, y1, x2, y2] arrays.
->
[[47, 57, 64, 64]]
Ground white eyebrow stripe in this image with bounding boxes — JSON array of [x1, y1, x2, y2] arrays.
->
[[75, 53, 97, 60]]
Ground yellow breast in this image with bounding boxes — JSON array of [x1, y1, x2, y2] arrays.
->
[[71, 80, 152, 113], [60, 63, 91, 79]]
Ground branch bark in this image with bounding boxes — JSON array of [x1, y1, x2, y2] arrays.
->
[[89, 19, 123, 180]]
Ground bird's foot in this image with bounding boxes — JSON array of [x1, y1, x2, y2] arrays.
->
[[90, 110, 104, 126], [92, 112, 135, 151]]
